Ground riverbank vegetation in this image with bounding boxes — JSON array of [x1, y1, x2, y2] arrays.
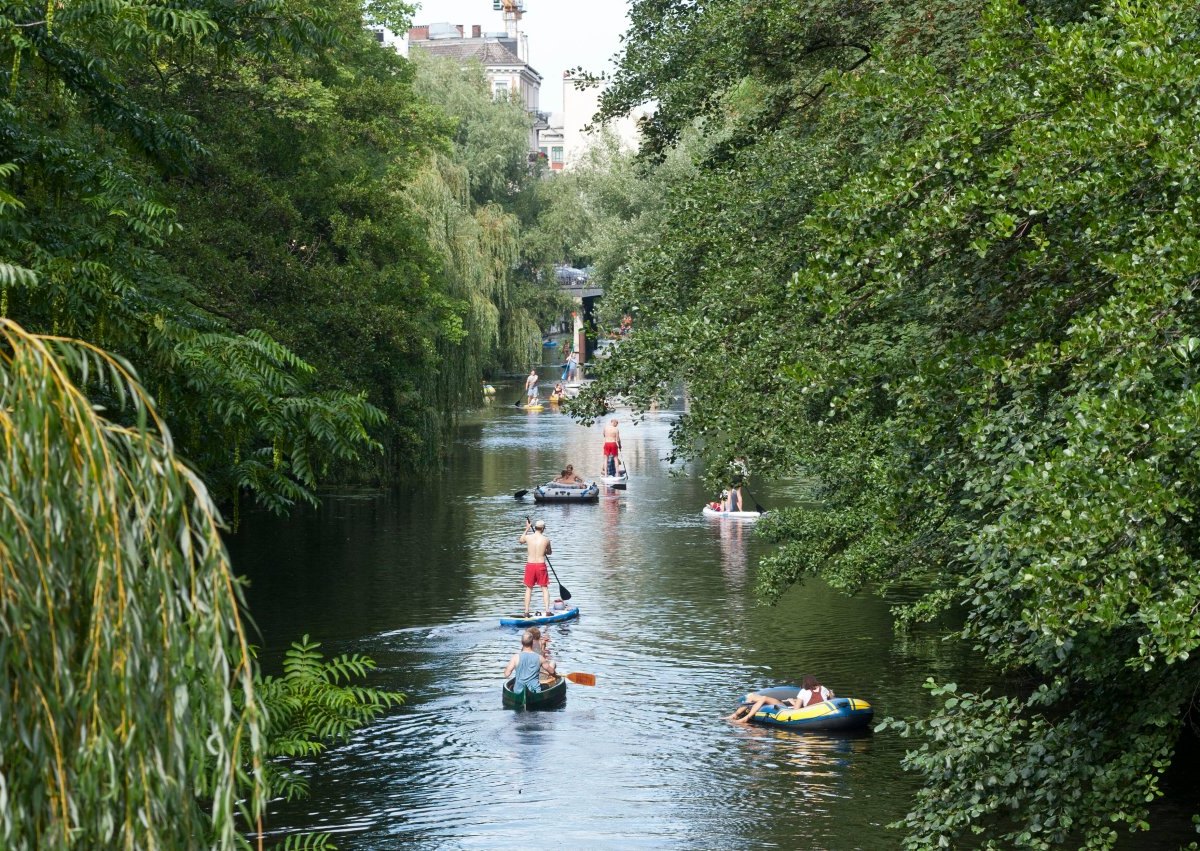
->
[[572, 0, 1200, 846], [1, 0, 561, 512], [2, 0, 561, 846]]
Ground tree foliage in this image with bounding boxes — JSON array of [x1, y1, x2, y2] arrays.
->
[[580, 0, 1200, 845], [0, 318, 265, 849]]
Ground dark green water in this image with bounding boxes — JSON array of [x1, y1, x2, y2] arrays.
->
[[229, 372, 1195, 849]]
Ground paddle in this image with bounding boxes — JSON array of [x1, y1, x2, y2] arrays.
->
[[545, 555, 572, 601], [742, 485, 765, 514], [513, 489, 528, 499], [565, 672, 596, 686]]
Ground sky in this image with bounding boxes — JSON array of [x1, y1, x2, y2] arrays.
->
[[411, 0, 631, 113]]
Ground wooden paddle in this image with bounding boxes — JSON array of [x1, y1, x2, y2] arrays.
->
[[565, 672, 596, 686]]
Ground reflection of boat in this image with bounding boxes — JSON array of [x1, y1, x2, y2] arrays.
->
[[499, 606, 580, 627], [533, 482, 599, 503], [702, 505, 762, 521], [503, 676, 567, 709], [735, 687, 873, 732]]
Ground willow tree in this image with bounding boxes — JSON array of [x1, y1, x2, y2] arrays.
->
[[0, 316, 265, 848], [408, 52, 551, 405]]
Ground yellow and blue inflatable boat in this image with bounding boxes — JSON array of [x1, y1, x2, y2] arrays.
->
[[735, 686, 873, 732]]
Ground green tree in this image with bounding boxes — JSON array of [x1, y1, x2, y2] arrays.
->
[[581, 0, 1200, 845], [0, 317, 265, 848]]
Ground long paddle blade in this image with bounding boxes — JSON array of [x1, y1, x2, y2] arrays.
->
[[566, 672, 596, 686], [544, 552, 572, 601]]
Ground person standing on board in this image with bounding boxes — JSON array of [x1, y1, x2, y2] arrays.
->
[[519, 518, 552, 616], [503, 629, 555, 695], [602, 418, 622, 477], [565, 349, 580, 383], [524, 368, 540, 405]]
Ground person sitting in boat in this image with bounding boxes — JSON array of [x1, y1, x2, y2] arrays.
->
[[724, 458, 749, 513], [552, 466, 587, 487], [549, 381, 566, 404], [727, 675, 835, 724], [503, 629, 556, 695], [527, 626, 557, 675]]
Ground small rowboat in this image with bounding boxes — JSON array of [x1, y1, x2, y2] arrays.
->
[[533, 482, 599, 503], [734, 686, 873, 732], [504, 676, 567, 709], [499, 606, 580, 627], [702, 505, 762, 521]]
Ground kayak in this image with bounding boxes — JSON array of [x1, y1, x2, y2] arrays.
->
[[734, 686, 873, 732], [601, 473, 628, 487], [702, 505, 763, 521], [542, 340, 559, 347], [533, 482, 599, 503], [503, 676, 567, 710], [499, 606, 580, 627]]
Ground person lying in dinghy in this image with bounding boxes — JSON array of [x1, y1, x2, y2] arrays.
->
[[727, 675, 835, 723]]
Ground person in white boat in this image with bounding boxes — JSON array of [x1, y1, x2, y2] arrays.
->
[[552, 465, 587, 487], [725, 457, 749, 512]]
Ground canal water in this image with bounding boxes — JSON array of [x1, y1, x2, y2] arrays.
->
[[230, 371, 996, 849]]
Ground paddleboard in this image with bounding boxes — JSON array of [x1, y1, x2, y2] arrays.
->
[[500, 606, 580, 627], [702, 505, 763, 521], [601, 473, 628, 487], [524, 403, 545, 411]]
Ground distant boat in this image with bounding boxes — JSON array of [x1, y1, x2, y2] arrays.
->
[[542, 339, 559, 347]]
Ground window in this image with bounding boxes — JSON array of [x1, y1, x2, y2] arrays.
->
[[551, 146, 564, 165], [493, 79, 510, 99], [539, 147, 548, 158]]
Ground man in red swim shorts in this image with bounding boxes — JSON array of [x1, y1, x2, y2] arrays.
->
[[519, 518, 552, 616], [602, 418, 622, 477]]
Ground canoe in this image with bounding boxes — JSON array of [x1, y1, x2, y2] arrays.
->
[[702, 505, 762, 521], [499, 606, 580, 627], [533, 482, 599, 503], [735, 686, 873, 732], [601, 473, 628, 487], [503, 676, 567, 709]]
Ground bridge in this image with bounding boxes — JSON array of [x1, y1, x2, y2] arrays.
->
[[555, 264, 603, 299]]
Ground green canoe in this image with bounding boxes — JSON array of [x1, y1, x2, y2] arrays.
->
[[503, 676, 567, 710]]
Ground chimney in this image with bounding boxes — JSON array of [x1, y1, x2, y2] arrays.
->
[[456, 24, 464, 36], [472, 24, 481, 38], [408, 25, 429, 40]]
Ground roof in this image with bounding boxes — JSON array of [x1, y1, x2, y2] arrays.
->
[[411, 39, 536, 74]]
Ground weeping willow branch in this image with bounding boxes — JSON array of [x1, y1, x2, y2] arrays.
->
[[0, 318, 265, 849]]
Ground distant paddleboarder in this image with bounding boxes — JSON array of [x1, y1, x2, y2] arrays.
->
[[602, 418, 622, 477], [525, 368, 539, 405]]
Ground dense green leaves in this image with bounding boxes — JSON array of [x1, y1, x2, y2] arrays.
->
[[583, 0, 1200, 845], [0, 319, 265, 849]]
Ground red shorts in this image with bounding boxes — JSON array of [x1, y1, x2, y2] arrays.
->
[[603, 441, 619, 456], [524, 562, 549, 587]]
